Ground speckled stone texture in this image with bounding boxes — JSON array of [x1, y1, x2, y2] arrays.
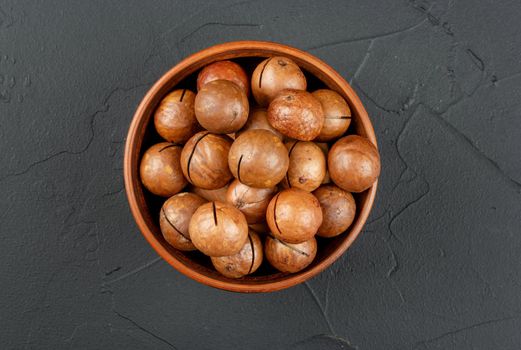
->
[[1, 1, 521, 349]]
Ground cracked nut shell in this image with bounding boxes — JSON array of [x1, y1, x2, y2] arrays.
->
[[251, 56, 307, 106], [194, 79, 249, 134], [313, 185, 356, 238], [140, 143, 187, 197], [226, 179, 277, 224], [159, 192, 206, 251], [189, 201, 249, 257], [197, 60, 249, 96], [211, 231, 263, 278], [266, 188, 323, 244], [180, 132, 233, 190], [312, 89, 352, 142], [328, 135, 380, 193], [154, 89, 199, 143], [264, 235, 317, 273], [282, 141, 326, 192], [267, 89, 324, 141], [228, 129, 289, 188]]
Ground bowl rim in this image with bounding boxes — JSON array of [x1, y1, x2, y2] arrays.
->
[[124, 40, 378, 293]]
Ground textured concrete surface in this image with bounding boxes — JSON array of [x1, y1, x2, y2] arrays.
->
[[1, 0, 521, 349]]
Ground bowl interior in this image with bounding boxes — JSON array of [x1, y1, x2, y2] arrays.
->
[[125, 42, 377, 292]]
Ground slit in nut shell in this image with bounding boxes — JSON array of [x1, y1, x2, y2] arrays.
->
[[226, 179, 277, 224], [140, 142, 187, 197], [211, 231, 263, 278], [180, 131, 233, 190], [282, 140, 326, 192], [228, 129, 289, 188], [251, 56, 307, 106], [266, 188, 323, 244], [312, 89, 351, 142], [159, 192, 206, 251], [154, 89, 199, 144], [189, 201, 249, 257], [265, 235, 317, 273]]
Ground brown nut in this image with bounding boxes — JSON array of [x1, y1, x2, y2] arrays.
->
[[191, 183, 230, 203], [236, 107, 283, 140], [197, 60, 249, 96], [267, 89, 324, 141], [315, 142, 331, 184], [266, 188, 322, 244], [282, 141, 326, 192], [228, 129, 289, 188], [211, 231, 263, 278], [159, 192, 206, 251], [226, 179, 277, 224], [189, 201, 249, 257], [312, 89, 352, 142], [251, 56, 307, 106], [153, 89, 199, 143], [180, 132, 233, 190], [328, 135, 381, 193], [313, 185, 356, 238], [194, 80, 249, 134], [264, 235, 317, 273], [140, 143, 187, 197], [248, 221, 270, 234]]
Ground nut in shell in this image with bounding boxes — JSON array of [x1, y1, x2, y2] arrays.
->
[[312, 89, 351, 142], [266, 188, 323, 244], [191, 183, 230, 203], [180, 131, 233, 190], [328, 135, 380, 193], [236, 107, 283, 140], [140, 143, 187, 197], [197, 60, 250, 96], [159, 192, 206, 250], [189, 201, 249, 257], [282, 140, 326, 192], [315, 142, 331, 184], [265, 235, 317, 273], [194, 79, 249, 134], [228, 129, 289, 188], [154, 89, 199, 143], [251, 56, 307, 106], [267, 89, 324, 141], [211, 231, 263, 278], [226, 179, 277, 224], [313, 185, 356, 238]]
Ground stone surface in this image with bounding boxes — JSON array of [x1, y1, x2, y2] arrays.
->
[[1, 0, 521, 349]]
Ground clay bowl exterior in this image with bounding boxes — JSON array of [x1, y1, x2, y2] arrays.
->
[[124, 41, 378, 293]]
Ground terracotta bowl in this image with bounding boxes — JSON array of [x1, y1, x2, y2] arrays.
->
[[124, 41, 378, 293]]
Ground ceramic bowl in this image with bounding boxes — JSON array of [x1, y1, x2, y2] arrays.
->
[[124, 41, 378, 293]]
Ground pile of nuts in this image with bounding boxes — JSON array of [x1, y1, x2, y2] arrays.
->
[[139, 57, 380, 278]]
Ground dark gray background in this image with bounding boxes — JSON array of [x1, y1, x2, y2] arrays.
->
[[1, 0, 520, 349]]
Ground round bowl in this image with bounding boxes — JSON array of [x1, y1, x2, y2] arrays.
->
[[124, 41, 378, 293]]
